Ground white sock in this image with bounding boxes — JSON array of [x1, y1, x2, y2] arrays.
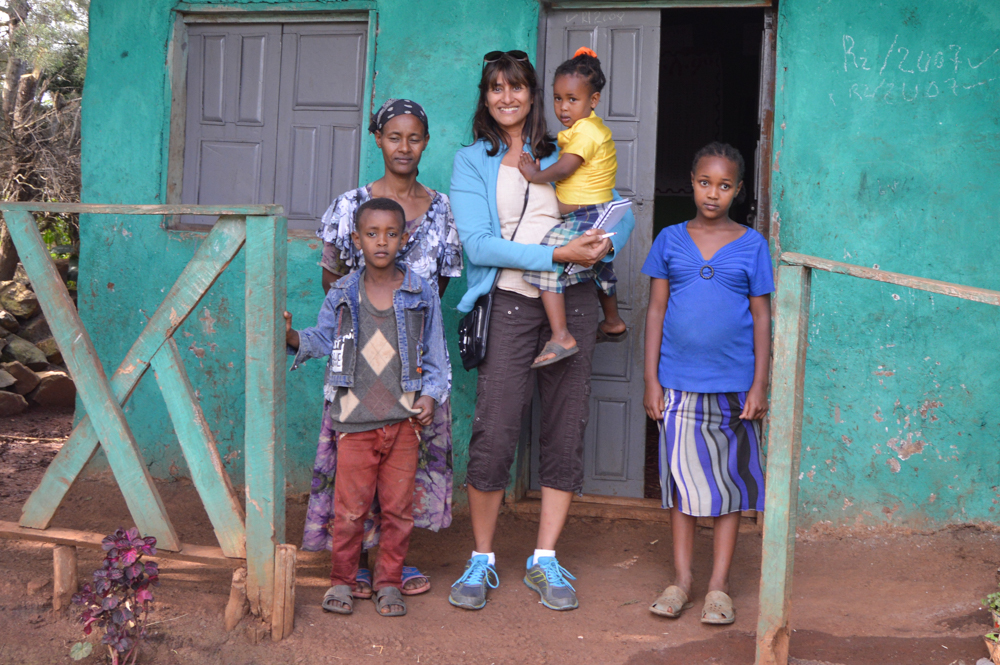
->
[[532, 549, 556, 566], [472, 550, 495, 565]]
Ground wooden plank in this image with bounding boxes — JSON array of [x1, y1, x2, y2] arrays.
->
[[52, 545, 78, 612], [755, 265, 811, 665], [271, 544, 296, 641], [0, 203, 282, 215], [0, 521, 242, 567], [151, 338, 246, 558], [5, 210, 180, 551], [781, 252, 1000, 307], [244, 215, 287, 621], [19, 217, 246, 530]]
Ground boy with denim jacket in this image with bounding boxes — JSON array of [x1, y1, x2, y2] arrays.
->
[[286, 198, 450, 617]]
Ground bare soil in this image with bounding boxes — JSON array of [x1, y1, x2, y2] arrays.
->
[[1, 408, 998, 665]]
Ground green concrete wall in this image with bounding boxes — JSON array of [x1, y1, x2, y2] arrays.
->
[[773, 1, 1000, 527], [79, 0, 540, 494]]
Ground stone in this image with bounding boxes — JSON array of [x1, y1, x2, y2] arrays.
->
[[0, 309, 17, 333], [12, 263, 29, 286], [26, 577, 51, 595], [0, 368, 14, 389], [2, 361, 39, 395], [26, 360, 52, 372], [30, 370, 76, 407], [18, 315, 50, 343], [34, 337, 62, 364], [0, 390, 27, 416], [0, 334, 46, 366], [0, 281, 38, 319]]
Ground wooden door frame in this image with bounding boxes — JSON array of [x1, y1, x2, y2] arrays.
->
[[162, 2, 377, 236]]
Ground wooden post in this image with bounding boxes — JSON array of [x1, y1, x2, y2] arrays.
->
[[224, 567, 249, 631], [52, 545, 78, 612], [755, 265, 811, 665], [244, 215, 287, 625], [271, 544, 296, 641]]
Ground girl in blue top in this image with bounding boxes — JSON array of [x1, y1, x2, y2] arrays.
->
[[641, 143, 773, 626]]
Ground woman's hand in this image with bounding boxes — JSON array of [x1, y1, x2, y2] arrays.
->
[[740, 384, 769, 421], [518, 152, 541, 182], [644, 380, 665, 421], [284, 312, 300, 350], [552, 229, 611, 268], [413, 395, 435, 426]]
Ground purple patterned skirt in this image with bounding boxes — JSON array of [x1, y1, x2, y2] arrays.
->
[[301, 399, 454, 552]]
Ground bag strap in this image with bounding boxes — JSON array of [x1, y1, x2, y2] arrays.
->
[[488, 182, 531, 294]]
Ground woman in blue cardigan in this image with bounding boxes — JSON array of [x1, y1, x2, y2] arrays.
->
[[448, 50, 635, 612]]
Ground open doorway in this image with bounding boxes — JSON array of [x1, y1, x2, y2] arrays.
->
[[644, 6, 772, 499]]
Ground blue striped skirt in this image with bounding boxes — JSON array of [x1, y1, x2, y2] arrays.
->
[[659, 389, 765, 517]]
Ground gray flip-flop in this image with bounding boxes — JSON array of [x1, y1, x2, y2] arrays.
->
[[530, 341, 579, 369], [322, 585, 354, 614], [373, 586, 407, 617]]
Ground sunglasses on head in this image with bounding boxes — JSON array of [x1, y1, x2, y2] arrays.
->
[[483, 50, 529, 65]]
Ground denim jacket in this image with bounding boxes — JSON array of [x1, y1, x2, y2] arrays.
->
[[290, 265, 451, 405]]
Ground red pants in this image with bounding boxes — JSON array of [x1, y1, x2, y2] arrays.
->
[[330, 420, 419, 591]]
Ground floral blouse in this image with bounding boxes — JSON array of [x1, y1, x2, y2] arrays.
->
[[317, 185, 463, 289]]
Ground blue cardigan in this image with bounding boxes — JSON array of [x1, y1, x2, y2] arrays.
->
[[450, 139, 636, 312]]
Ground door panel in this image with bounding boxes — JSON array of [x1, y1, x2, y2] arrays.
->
[[275, 23, 367, 231], [531, 10, 660, 497], [181, 22, 366, 231], [182, 25, 282, 226]]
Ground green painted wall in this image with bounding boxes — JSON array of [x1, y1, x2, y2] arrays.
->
[[772, 1, 1000, 527], [80, 0, 540, 494]]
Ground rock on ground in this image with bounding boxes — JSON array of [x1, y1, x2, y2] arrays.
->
[[34, 337, 62, 364], [18, 315, 50, 342], [30, 370, 76, 407], [0, 281, 39, 319], [2, 361, 39, 394], [0, 334, 46, 366], [0, 368, 14, 389], [0, 309, 17, 333], [0, 389, 28, 415]]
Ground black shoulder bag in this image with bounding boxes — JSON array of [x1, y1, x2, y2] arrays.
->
[[457, 185, 530, 371]]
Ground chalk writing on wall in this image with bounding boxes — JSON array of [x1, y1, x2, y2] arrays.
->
[[833, 34, 999, 105], [565, 12, 625, 25]]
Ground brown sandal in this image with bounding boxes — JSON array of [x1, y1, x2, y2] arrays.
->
[[701, 590, 736, 624], [649, 585, 693, 618]]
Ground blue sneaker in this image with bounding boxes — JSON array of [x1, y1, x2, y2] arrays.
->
[[523, 555, 578, 611], [448, 555, 499, 610]]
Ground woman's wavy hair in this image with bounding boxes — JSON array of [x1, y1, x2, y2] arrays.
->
[[471, 55, 555, 159]]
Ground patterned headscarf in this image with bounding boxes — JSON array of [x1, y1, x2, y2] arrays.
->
[[368, 98, 429, 135]]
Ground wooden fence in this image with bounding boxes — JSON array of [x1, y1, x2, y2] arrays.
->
[[755, 252, 1000, 664], [0, 204, 294, 639]]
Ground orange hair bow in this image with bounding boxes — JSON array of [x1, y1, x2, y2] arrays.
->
[[574, 47, 597, 58]]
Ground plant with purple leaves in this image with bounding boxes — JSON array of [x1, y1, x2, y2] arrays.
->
[[71, 527, 160, 665]]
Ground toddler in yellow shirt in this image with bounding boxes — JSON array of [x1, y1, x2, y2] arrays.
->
[[520, 47, 626, 368]]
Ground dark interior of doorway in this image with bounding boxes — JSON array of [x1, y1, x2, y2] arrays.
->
[[644, 6, 767, 499]]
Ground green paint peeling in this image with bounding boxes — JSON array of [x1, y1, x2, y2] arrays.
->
[[772, 0, 1000, 527]]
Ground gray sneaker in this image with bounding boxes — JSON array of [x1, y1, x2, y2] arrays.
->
[[523, 555, 579, 611], [448, 555, 499, 610]]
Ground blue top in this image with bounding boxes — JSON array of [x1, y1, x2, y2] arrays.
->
[[641, 222, 774, 393], [450, 139, 636, 312]]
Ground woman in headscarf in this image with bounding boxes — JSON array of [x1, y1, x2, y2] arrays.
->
[[301, 98, 462, 599]]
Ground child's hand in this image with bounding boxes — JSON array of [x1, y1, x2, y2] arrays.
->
[[412, 395, 435, 426], [518, 151, 541, 182], [643, 380, 665, 421], [284, 311, 300, 350], [740, 385, 768, 421]]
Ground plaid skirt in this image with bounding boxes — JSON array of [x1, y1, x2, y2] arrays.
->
[[522, 202, 617, 295]]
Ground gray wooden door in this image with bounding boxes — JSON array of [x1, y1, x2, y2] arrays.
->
[[530, 10, 661, 497], [182, 22, 367, 231]]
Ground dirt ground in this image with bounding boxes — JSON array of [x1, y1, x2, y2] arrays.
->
[[1, 408, 998, 665]]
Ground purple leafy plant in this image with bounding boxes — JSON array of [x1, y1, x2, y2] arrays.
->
[[71, 527, 160, 665]]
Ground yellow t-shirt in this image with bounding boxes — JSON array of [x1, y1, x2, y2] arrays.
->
[[555, 112, 617, 206]]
